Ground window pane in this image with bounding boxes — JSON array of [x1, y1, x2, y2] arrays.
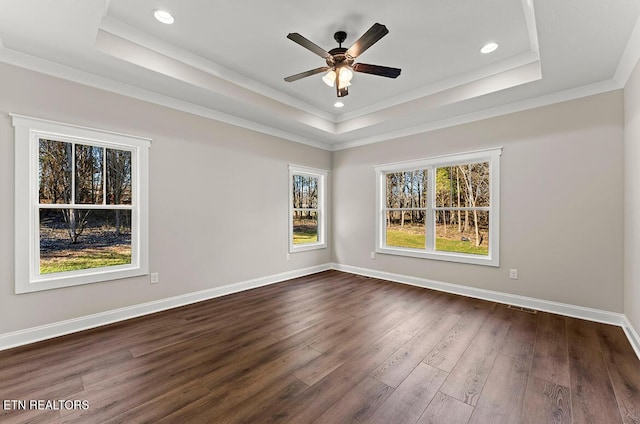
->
[[386, 170, 427, 208], [468, 162, 490, 207], [106, 148, 132, 205], [385, 210, 425, 249], [437, 163, 490, 207], [293, 210, 318, 244], [435, 210, 489, 255], [39, 139, 72, 204], [292, 175, 318, 209], [40, 208, 132, 274], [436, 166, 455, 207], [75, 144, 104, 204]]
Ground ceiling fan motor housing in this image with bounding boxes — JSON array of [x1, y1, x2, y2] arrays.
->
[[326, 47, 354, 68], [334, 31, 347, 45]]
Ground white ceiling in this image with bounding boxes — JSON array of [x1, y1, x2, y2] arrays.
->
[[0, 0, 639, 150]]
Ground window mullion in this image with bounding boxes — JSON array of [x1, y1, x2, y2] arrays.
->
[[102, 146, 107, 205], [38, 204, 132, 210], [426, 167, 435, 251], [71, 142, 76, 206]]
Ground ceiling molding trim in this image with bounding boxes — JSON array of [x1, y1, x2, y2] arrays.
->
[[335, 60, 541, 135], [95, 28, 336, 135], [614, 13, 640, 86], [337, 51, 540, 123], [0, 46, 332, 151], [330, 79, 622, 151], [102, 0, 112, 15], [99, 16, 336, 122], [521, 0, 540, 54]]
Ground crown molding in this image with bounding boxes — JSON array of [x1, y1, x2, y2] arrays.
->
[[99, 16, 335, 122], [521, 0, 539, 55], [615, 13, 640, 86], [0, 37, 623, 153], [330, 78, 622, 151], [336, 51, 540, 123], [95, 28, 336, 135], [0, 45, 332, 150]]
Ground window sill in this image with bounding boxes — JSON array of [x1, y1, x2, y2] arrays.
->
[[17, 265, 148, 294], [289, 243, 327, 253], [375, 246, 499, 267]]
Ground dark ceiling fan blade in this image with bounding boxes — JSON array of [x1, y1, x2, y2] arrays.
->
[[353, 63, 401, 78], [345, 23, 389, 58], [284, 66, 330, 82], [287, 33, 332, 59]]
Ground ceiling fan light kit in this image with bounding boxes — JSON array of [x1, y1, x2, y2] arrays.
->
[[284, 23, 402, 98], [322, 70, 336, 86]]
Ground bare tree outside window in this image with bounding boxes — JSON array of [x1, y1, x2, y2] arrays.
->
[[434, 162, 490, 255], [385, 169, 427, 248], [38, 139, 133, 274], [382, 161, 491, 256], [292, 175, 319, 244]]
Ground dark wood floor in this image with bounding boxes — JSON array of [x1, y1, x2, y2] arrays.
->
[[1, 270, 639, 424]]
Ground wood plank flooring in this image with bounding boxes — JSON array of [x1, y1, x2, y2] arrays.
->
[[0, 270, 638, 424]]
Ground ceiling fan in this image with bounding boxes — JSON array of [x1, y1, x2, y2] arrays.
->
[[284, 23, 401, 98]]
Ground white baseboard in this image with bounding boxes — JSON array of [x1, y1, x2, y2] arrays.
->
[[622, 316, 640, 360], [3, 262, 639, 362], [0, 264, 331, 352], [331, 263, 628, 327], [334, 264, 640, 360]]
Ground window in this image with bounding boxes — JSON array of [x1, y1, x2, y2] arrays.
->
[[375, 148, 501, 266], [289, 165, 327, 252], [12, 114, 150, 293]]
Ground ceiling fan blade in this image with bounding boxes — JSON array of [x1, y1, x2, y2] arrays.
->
[[284, 67, 330, 82], [287, 33, 332, 59], [345, 23, 389, 58], [353, 63, 401, 78]]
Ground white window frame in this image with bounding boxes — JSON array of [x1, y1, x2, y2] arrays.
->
[[12, 114, 150, 293], [289, 165, 328, 252], [375, 147, 501, 267]]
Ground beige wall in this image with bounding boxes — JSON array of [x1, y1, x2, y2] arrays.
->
[[0, 63, 331, 334], [332, 91, 625, 312], [625, 59, 640, 332], [0, 59, 629, 337]]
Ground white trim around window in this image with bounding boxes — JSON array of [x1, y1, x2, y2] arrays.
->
[[288, 165, 328, 253], [12, 114, 151, 293], [375, 147, 501, 267]]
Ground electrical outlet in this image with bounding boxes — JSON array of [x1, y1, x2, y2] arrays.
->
[[509, 269, 518, 280], [286, 253, 291, 261], [150, 273, 159, 284], [370, 251, 375, 260]]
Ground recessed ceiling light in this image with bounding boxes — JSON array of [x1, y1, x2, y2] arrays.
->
[[334, 101, 344, 108], [153, 9, 174, 24], [481, 42, 499, 54]]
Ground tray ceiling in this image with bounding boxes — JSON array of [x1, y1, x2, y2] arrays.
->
[[0, 0, 639, 149]]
